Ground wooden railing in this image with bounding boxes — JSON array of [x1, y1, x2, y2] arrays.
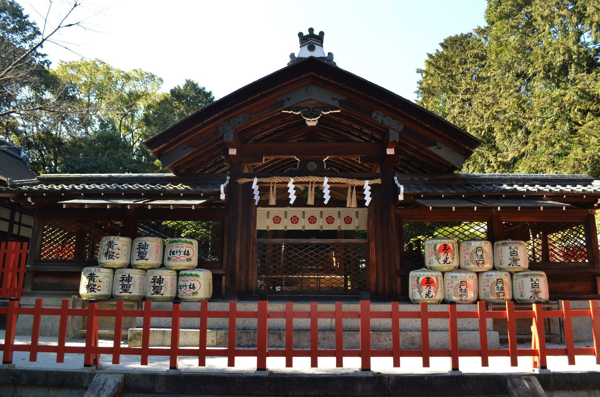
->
[[1, 299, 599, 371], [0, 242, 28, 299]]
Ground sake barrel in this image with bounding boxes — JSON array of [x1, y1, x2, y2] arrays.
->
[[112, 268, 145, 301], [408, 268, 444, 304], [131, 237, 163, 269], [478, 270, 512, 302], [494, 240, 529, 272], [79, 267, 113, 300], [145, 268, 177, 301], [424, 238, 459, 272], [513, 270, 549, 303], [460, 240, 493, 272], [444, 269, 478, 304], [98, 236, 131, 269], [177, 269, 213, 302], [164, 238, 198, 270]]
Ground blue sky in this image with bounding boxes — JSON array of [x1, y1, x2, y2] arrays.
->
[[21, 0, 487, 102]]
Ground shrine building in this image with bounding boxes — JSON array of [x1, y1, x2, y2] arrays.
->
[[1, 28, 599, 301]]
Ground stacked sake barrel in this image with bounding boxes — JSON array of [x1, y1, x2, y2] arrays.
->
[[79, 236, 212, 302], [409, 238, 548, 304]]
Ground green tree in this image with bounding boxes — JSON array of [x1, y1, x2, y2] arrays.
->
[[417, 0, 600, 177], [143, 79, 214, 135]]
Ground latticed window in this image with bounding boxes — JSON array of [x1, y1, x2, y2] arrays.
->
[[502, 222, 588, 263], [40, 219, 123, 261], [137, 220, 221, 262], [256, 240, 368, 293], [403, 221, 488, 268]]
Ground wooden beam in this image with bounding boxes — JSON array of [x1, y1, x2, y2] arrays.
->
[[242, 142, 383, 158], [223, 129, 242, 163]]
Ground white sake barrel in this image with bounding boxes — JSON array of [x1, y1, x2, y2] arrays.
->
[[177, 269, 213, 302], [79, 267, 113, 300], [444, 269, 478, 304], [513, 270, 549, 303], [112, 268, 145, 301], [131, 237, 163, 269], [408, 268, 444, 304], [98, 236, 131, 269], [460, 240, 493, 272], [494, 240, 529, 272], [424, 238, 459, 272], [164, 238, 198, 270], [478, 270, 512, 302], [145, 268, 178, 301]]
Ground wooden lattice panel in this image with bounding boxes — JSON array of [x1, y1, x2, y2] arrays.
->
[[137, 220, 221, 261], [256, 241, 368, 293], [503, 222, 588, 263], [403, 221, 488, 268], [40, 219, 123, 261]]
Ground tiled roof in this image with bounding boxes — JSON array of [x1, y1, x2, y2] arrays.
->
[[395, 174, 600, 195], [0, 139, 36, 184], [2, 173, 228, 194]]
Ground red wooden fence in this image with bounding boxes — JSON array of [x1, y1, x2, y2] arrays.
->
[[1, 299, 599, 371], [0, 242, 28, 299]]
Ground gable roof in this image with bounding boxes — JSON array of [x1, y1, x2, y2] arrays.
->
[[145, 57, 481, 175]]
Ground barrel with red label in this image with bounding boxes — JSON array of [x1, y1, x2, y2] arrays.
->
[[408, 268, 444, 304], [424, 238, 459, 272]]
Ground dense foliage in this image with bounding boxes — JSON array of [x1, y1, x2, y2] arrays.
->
[[0, 0, 213, 174], [417, 0, 600, 177]]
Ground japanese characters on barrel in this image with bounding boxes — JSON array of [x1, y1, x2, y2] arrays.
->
[[79, 236, 212, 302], [409, 238, 548, 304]]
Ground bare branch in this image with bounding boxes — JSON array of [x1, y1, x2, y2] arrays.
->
[[0, 0, 82, 82]]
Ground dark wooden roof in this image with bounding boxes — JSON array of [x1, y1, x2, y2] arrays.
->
[[2, 173, 226, 194], [0, 139, 36, 185], [395, 173, 600, 195], [144, 57, 481, 175]]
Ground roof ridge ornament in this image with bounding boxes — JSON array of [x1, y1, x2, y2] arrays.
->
[[288, 27, 336, 66]]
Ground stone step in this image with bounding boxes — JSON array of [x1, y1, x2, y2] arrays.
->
[[127, 328, 499, 350]]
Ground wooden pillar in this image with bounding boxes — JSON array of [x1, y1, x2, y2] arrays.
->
[[224, 163, 243, 298], [370, 163, 400, 298]]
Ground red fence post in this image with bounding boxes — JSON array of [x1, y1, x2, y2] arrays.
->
[[227, 302, 237, 367], [589, 300, 600, 365], [112, 300, 124, 365], [420, 302, 430, 368], [477, 301, 489, 367], [198, 301, 209, 367], [448, 304, 459, 371], [257, 299, 269, 371], [56, 299, 70, 363], [335, 302, 344, 368], [391, 302, 400, 368], [562, 300, 576, 365], [310, 302, 319, 368], [2, 298, 19, 364], [170, 300, 181, 370], [505, 301, 518, 367], [141, 300, 152, 366], [359, 296, 371, 371], [531, 303, 547, 369], [83, 299, 100, 367], [285, 302, 294, 368], [29, 299, 43, 362]]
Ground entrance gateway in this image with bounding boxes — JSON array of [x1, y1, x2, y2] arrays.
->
[[2, 28, 599, 301], [256, 207, 368, 294]]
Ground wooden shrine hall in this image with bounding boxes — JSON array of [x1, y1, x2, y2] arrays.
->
[[2, 28, 600, 301]]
